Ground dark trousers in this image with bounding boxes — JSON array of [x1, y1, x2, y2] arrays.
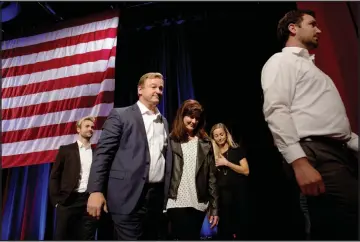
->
[[287, 138, 358, 240], [216, 185, 250, 240], [167, 207, 206, 240], [54, 192, 97, 240], [111, 182, 165, 240], [97, 211, 114, 240]]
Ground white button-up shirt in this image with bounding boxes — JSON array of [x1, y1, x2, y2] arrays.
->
[[261, 46, 358, 164], [76, 140, 93, 192], [137, 101, 167, 182]]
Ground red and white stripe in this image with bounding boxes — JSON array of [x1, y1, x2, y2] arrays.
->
[[1, 11, 119, 168]]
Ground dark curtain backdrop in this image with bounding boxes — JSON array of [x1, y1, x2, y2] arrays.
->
[[114, 24, 195, 123], [2, 164, 51, 240]]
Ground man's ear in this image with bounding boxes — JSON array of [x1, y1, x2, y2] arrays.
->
[[288, 23, 297, 35]]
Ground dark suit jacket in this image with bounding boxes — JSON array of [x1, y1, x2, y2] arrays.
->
[[87, 103, 173, 215], [49, 142, 84, 207]]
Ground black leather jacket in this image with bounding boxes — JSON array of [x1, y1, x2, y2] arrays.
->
[[168, 136, 218, 216]]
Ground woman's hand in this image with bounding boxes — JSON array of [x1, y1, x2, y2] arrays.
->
[[208, 215, 219, 229], [215, 154, 228, 167]]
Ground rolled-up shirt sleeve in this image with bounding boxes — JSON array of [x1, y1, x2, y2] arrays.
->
[[261, 55, 307, 164]]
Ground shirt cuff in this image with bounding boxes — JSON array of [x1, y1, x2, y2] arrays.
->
[[347, 135, 358, 152], [281, 142, 307, 164]]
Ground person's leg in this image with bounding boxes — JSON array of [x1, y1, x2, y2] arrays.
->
[[217, 188, 235, 240], [279, 162, 307, 240], [299, 193, 311, 240], [233, 184, 251, 240], [79, 195, 98, 240], [167, 208, 192, 240], [111, 183, 164, 240], [168, 207, 205, 240], [64, 193, 96, 240], [54, 193, 87, 240], [53, 204, 71, 240], [111, 211, 145, 240], [187, 208, 207, 240], [301, 141, 358, 240], [141, 183, 165, 240], [96, 211, 114, 240]]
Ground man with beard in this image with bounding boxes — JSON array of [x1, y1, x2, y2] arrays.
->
[[49, 116, 98, 240], [86, 72, 172, 240], [261, 10, 358, 240]]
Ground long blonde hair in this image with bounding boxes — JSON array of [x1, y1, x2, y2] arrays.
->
[[210, 123, 238, 158]]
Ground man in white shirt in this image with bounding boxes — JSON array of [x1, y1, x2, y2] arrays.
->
[[261, 9, 358, 240], [86, 72, 173, 240], [49, 116, 97, 240]]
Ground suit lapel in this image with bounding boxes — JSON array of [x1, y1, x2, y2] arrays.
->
[[163, 117, 171, 160], [71, 142, 81, 173], [131, 104, 151, 155], [163, 118, 169, 137]]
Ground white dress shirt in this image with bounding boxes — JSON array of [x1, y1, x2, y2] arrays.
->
[[261, 47, 358, 164], [76, 140, 93, 192], [137, 101, 167, 183]]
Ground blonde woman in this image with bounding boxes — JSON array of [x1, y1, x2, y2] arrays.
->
[[210, 123, 250, 240]]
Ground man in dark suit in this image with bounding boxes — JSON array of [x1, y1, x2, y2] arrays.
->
[[49, 116, 98, 240], [87, 72, 173, 240]]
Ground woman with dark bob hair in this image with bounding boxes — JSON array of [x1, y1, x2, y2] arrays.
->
[[166, 99, 219, 240]]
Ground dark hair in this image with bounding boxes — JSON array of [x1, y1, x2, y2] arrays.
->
[[170, 99, 208, 142], [277, 9, 316, 47]]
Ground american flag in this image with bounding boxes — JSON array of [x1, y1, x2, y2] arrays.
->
[[1, 11, 119, 168]]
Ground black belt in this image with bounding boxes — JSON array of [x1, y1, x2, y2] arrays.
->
[[300, 136, 347, 147], [70, 191, 90, 197], [144, 182, 164, 189]]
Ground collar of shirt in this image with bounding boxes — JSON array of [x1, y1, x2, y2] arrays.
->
[[282, 46, 315, 61], [77, 140, 91, 150], [137, 100, 162, 118]]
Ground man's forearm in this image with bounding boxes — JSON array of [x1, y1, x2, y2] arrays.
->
[[265, 108, 307, 163], [279, 141, 307, 164]]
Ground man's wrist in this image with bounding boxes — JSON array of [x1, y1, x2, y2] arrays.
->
[[281, 142, 307, 164], [291, 157, 308, 168], [89, 191, 103, 195]]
